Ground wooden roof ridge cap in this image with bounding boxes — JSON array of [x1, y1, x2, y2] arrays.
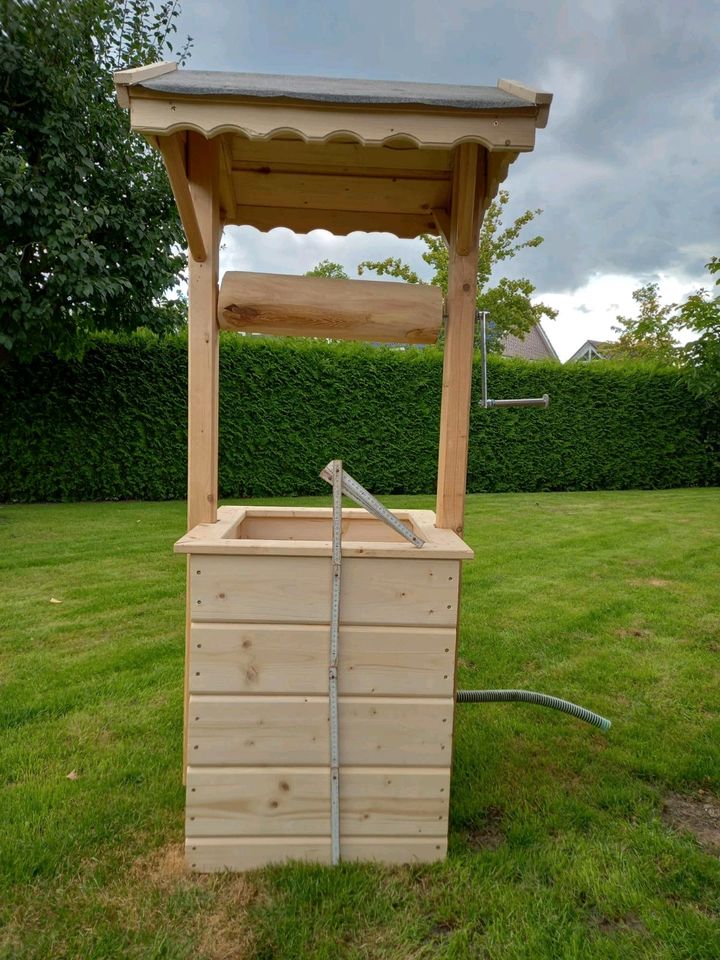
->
[[113, 60, 177, 108], [497, 79, 553, 128]]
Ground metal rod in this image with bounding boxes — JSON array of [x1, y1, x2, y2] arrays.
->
[[320, 462, 424, 548], [487, 395, 550, 409], [329, 459, 342, 866], [477, 309, 550, 411], [480, 310, 489, 409]]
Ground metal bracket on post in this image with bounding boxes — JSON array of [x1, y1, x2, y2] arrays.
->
[[478, 311, 550, 410]]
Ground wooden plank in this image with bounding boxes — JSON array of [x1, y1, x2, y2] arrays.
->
[[231, 170, 450, 215], [157, 134, 207, 262], [187, 835, 446, 871], [113, 60, 176, 107], [188, 696, 453, 766], [233, 204, 437, 238], [231, 138, 453, 176], [432, 208, 451, 246], [189, 623, 456, 696], [113, 60, 177, 87], [497, 79, 553, 128], [451, 143, 478, 256], [235, 514, 410, 543], [218, 271, 442, 344], [184, 132, 221, 780], [435, 143, 486, 534], [128, 96, 540, 152], [217, 136, 237, 222], [186, 766, 449, 837], [190, 556, 460, 626], [186, 132, 220, 528]]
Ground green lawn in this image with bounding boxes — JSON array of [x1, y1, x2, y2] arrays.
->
[[1, 489, 719, 959]]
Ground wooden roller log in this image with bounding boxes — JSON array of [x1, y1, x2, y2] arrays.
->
[[217, 271, 442, 344]]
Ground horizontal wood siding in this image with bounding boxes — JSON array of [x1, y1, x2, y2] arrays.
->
[[188, 695, 453, 767], [190, 623, 456, 696], [187, 836, 447, 872], [186, 766, 448, 837], [185, 540, 463, 869], [191, 556, 459, 626]]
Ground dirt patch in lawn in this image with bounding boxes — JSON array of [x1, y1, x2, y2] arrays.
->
[[662, 792, 720, 855], [591, 910, 647, 935], [615, 627, 653, 639], [463, 806, 505, 852], [629, 578, 675, 588]]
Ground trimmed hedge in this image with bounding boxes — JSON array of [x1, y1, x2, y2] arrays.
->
[[0, 332, 717, 502]]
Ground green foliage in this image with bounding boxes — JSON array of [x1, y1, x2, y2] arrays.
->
[[609, 282, 679, 364], [679, 258, 720, 415], [304, 260, 349, 279], [0, 334, 716, 503], [357, 191, 557, 350], [0, 0, 191, 361]]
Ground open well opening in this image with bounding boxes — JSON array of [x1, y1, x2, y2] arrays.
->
[[230, 510, 418, 544]]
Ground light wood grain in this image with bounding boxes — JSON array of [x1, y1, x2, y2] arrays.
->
[[234, 205, 438, 239], [128, 95, 540, 154], [190, 556, 459, 626], [231, 170, 450, 215], [230, 138, 453, 177], [175, 507, 473, 559], [189, 623, 456, 696], [114, 60, 176, 107], [157, 134, 207, 262], [435, 144, 485, 534], [188, 696, 453, 766], [218, 271, 442, 344], [187, 835, 447, 871], [184, 132, 221, 779], [497, 79, 553, 128], [186, 766, 449, 837], [187, 133, 220, 528]]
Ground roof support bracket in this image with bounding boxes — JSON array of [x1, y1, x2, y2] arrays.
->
[[157, 133, 207, 262]]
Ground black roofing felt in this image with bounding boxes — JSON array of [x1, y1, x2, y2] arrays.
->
[[140, 70, 532, 111]]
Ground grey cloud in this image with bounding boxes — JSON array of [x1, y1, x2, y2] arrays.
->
[[176, 0, 719, 295]]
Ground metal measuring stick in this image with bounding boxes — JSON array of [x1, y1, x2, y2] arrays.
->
[[319, 462, 424, 548], [478, 310, 550, 410]]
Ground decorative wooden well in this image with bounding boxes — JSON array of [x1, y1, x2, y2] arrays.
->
[[114, 64, 552, 871]]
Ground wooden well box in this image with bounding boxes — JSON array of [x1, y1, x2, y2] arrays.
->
[[115, 61, 551, 871], [175, 506, 472, 870]]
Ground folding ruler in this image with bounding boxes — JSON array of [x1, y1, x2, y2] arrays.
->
[[320, 460, 424, 863]]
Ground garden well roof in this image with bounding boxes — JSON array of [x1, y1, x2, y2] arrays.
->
[[114, 62, 552, 239]]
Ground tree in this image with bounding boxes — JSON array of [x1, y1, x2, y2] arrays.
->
[[679, 258, 720, 409], [356, 190, 557, 350], [304, 260, 348, 279], [608, 282, 679, 364], [0, 0, 192, 361]]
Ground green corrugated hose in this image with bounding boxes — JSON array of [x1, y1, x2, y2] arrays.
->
[[456, 689, 611, 732]]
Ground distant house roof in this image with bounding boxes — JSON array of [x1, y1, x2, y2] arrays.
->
[[500, 323, 559, 361], [566, 339, 616, 362]]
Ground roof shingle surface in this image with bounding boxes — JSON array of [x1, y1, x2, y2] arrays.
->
[[140, 70, 531, 112]]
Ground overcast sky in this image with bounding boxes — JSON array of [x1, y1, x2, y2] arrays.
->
[[175, 0, 719, 359]]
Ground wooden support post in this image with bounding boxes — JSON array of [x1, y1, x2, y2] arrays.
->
[[187, 132, 220, 529], [158, 134, 208, 263], [184, 132, 221, 776], [435, 143, 485, 535]]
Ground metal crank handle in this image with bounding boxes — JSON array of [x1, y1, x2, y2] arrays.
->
[[485, 394, 550, 409]]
